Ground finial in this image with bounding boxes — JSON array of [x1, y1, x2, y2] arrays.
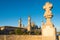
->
[[28, 16, 31, 20], [43, 2, 52, 10], [18, 18, 21, 23], [43, 2, 53, 18]]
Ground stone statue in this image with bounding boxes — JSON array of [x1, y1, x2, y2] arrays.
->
[[42, 2, 56, 40]]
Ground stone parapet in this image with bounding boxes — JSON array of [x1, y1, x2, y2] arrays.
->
[[0, 35, 42, 40]]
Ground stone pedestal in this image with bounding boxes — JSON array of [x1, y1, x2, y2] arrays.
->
[[42, 25, 56, 40]]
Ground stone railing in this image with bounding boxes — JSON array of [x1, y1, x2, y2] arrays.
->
[[0, 35, 60, 40], [0, 35, 42, 40]]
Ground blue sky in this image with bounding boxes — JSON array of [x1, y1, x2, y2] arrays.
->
[[0, 0, 60, 32]]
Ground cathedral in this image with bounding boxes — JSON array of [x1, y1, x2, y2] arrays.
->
[[0, 16, 41, 35]]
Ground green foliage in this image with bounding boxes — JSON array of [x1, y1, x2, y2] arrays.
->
[[9, 31, 15, 35], [14, 28, 28, 35], [14, 29, 23, 35], [31, 30, 41, 35], [34, 31, 40, 35], [8, 28, 41, 35]]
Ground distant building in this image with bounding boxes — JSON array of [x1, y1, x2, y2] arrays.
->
[[0, 26, 27, 35]]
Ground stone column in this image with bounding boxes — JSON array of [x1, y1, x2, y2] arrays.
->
[[42, 2, 56, 40]]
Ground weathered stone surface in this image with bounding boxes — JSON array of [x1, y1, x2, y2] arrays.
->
[[42, 36, 56, 40], [0, 35, 42, 40], [0, 35, 4, 40], [0, 35, 60, 40]]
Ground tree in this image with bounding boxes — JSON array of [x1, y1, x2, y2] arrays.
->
[[14, 28, 23, 35]]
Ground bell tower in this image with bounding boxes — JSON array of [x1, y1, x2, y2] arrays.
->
[[27, 16, 31, 32], [18, 18, 22, 28]]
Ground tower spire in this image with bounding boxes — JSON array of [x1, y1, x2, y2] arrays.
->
[[27, 16, 31, 32], [18, 18, 22, 28]]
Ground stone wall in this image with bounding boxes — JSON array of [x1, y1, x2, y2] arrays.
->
[[0, 35, 42, 40]]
